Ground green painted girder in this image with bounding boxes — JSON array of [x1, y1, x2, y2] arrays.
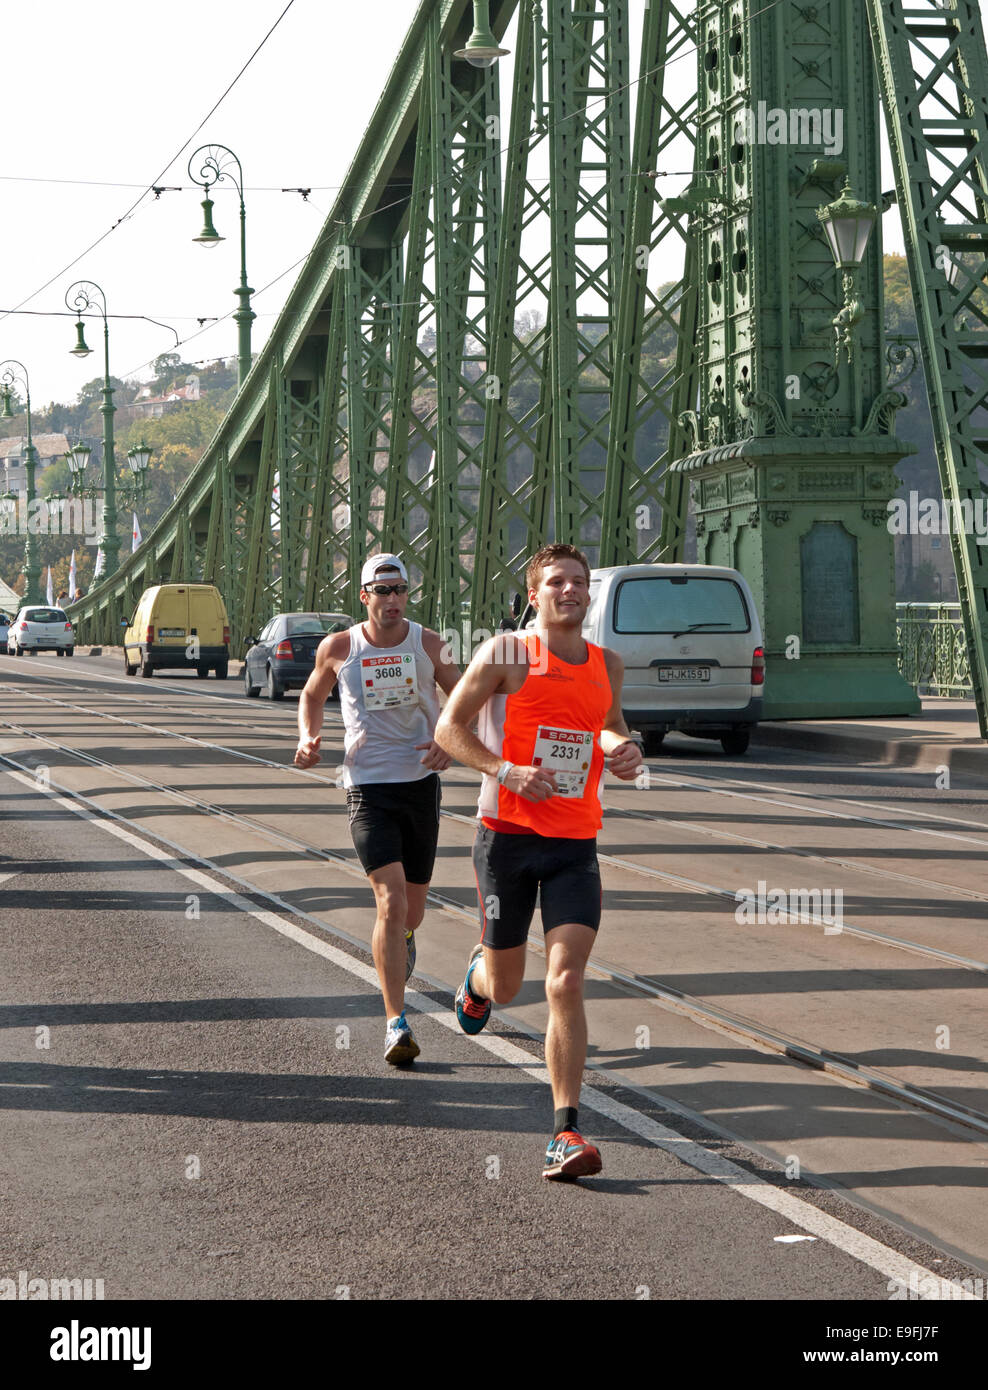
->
[[64, 0, 760, 671], [547, 0, 630, 543], [866, 0, 988, 737], [472, 0, 551, 619], [302, 287, 349, 612], [601, 0, 699, 565], [425, 16, 502, 630]]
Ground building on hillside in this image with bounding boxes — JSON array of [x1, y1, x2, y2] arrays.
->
[[1, 433, 70, 494], [119, 374, 201, 422]]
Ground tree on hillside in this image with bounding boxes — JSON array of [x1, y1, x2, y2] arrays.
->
[[117, 399, 231, 532]]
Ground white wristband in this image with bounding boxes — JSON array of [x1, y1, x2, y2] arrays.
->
[[496, 760, 514, 785]]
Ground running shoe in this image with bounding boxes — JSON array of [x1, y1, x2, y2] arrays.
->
[[454, 943, 491, 1035], [384, 1012, 420, 1066], [542, 1130, 603, 1180], [405, 929, 416, 982]]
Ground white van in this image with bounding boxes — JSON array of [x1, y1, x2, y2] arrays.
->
[[523, 563, 764, 756]]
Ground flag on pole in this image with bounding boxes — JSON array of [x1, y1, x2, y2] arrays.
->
[[68, 550, 77, 603], [132, 513, 142, 552], [93, 547, 105, 580], [46, 566, 54, 607]]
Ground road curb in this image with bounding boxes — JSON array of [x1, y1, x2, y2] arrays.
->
[[753, 720, 988, 777]]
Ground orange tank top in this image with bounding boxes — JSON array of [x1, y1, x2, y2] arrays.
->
[[477, 633, 613, 838]]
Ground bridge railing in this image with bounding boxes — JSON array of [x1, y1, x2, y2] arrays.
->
[[896, 602, 973, 699]]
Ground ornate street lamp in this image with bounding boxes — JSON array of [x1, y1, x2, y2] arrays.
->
[[0, 360, 42, 604], [817, 179, 878, 364], [454, 1, 510, 66], [64, 280, 124, 581], [67, 441, 92, 483], [187, 144, 255, 387], [64, 284, 163, 579], [127, 440, 153, 485]]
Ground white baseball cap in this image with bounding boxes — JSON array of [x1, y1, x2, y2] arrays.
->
[[360, 553, 408, 587]]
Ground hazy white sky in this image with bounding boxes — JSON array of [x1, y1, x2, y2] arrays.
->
[[1, 0, 984, 411]]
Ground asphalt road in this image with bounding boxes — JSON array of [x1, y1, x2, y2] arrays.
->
[[1, 653, 986, 1313]]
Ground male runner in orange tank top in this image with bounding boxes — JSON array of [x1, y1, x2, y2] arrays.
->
[[435, 543, 643, 1179]]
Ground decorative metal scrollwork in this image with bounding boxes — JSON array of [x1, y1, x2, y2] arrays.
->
[[803, 360, 839, 403], [188, 144, 245, 198], [885, 337, 918, 389], [678, 410, 704, 450], [855, 388, 908, 437], [742, 390, 797, 438]]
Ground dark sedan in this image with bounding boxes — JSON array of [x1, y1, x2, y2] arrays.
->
[[243, 611, 353, 700]]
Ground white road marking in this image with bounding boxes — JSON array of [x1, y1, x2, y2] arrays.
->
[[1, 760, 978, 1300]]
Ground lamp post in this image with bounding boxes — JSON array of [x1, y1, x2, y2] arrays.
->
[[65, 281, 123, 579], [187, 144, 255, 387], [817, 179, 878, 364], [454, 1, 510, 65], [0, 360, 41, 605]]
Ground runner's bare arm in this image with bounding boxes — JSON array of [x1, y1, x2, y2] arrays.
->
[[421, 627, 463, 698], [434, 636, 558, 801], [416, 628, 465, 770], [599, 648, 643, 780], [295, 630, 350, 768], [433, 635, 510, 774]]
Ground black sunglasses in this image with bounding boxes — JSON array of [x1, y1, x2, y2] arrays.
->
[[366, 583, 409, 596]]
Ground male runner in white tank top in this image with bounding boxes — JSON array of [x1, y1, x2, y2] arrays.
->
[[294, 555, 461, 1064]]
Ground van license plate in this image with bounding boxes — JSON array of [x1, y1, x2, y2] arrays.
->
[[658, 667, 710, 682], [158, 628, 185, 637]]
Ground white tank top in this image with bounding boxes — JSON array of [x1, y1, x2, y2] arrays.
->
[[337, 620, 441, 787]]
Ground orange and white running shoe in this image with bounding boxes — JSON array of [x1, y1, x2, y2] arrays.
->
[[542, 1130, 603, 1180]]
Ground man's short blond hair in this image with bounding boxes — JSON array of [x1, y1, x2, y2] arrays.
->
[[525, 543, 591, 593]]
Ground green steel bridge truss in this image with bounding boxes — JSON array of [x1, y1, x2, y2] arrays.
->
[[68, 0, 988, 736], [72, 0, 701, 651], [865, 0, 988, 734]]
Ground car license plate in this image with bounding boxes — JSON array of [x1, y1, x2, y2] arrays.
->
[[158, 628, 185, 637], [658, 666, 711, 683]]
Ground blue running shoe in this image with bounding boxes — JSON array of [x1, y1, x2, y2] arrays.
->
[[542, 1130, 602, 1180], [405, 930, 416, 982], [384, 1012, 420, 1066], [455, 943, 491, 1035]]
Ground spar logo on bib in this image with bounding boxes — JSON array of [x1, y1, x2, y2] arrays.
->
[[532, 726, 593, 797], [362, 653, 418, 709]]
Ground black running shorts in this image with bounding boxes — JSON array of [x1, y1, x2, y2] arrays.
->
[[345, 774, 441, 883], [471, 824, 602, 950]]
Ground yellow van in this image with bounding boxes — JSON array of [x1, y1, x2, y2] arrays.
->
[[123, 584, 230, 679]]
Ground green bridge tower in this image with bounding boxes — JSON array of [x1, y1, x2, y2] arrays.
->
[[673, 0, 988, 727], [675, 0, 917, 718]]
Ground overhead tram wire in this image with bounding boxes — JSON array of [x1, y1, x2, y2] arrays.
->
[[222, 0, 786, 262], [0, 176, 357, 192], [118, 0, 788, 381], [0, 0, 298, 329], [2, 0, 786, 346]]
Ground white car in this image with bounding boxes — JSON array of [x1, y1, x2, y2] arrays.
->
[[522, 563, 764, 756], [0, 613, 10, 653], [8, 606, 75, 657]]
